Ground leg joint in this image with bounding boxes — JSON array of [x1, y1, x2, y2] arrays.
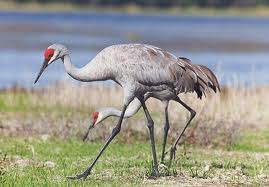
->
[[112, 126, 121, 135], [147, 119, 154, 128], [164, 122, 170, 131], [190, 110, 196, 118]]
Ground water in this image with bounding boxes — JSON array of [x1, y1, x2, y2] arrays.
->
[[0, 11, 268, 88]]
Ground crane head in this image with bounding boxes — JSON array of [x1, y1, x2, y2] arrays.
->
[[82, 111, 100, 141], [87, 111, 105, 130], [82, 109, 115, 141], [34, 44, 68, 84]]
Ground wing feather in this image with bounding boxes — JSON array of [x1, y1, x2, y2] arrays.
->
[[176, 57, 220, 99], [102, 44, 219, 99]]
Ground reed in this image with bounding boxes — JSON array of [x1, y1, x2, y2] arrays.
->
[[0, 82, 268, 147]]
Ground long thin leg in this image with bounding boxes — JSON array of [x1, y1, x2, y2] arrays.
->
[[170, 96, 196, 162], [138, 97, 159, 177], [67, 104, 129, 180], [161, 102, 169, 164]]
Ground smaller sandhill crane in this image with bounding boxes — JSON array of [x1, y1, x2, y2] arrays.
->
[[34, 43, 219, 179], [82, 58, 220, 164]]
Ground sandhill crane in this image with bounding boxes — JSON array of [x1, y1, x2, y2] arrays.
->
[[34, 43, 219, 179], [82, 58, 220, 164]]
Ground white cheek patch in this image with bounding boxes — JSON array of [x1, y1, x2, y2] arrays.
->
[[48, 52, 59, 64], [95, 114, 104, 125]]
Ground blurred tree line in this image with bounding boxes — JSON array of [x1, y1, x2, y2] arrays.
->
[[9, 0, 269, 7]]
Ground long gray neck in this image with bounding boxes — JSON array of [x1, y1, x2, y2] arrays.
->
[[103, 98, 142, 119], [108, 94, 152, 118], [62, 54, 109, 82], [99, 96, 152, 125]]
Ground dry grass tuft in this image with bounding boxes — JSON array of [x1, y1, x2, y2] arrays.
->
[[1, 82, 269, 147]]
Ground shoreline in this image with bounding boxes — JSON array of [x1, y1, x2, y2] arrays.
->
[[1, 2, 269, 17]]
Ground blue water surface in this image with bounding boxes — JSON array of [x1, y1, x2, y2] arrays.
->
[[0, 11, 268, 88]]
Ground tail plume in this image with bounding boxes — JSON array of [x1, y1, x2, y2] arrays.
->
[[197, 65, 221, 93], [177, 57, 220, 99]]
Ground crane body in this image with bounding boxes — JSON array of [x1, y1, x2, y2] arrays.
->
[[35, 43, 219, 179], [82, 58, 220, 164]]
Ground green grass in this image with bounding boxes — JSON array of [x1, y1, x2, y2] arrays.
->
[[1, 87, 269, 185], [0, 92, 90, 117], [0, 92, 64, 113], [0, 138, 151, 186], [230, 130, 269, 152], [0, 92, 31, 112], [1, 132, 269, 186]]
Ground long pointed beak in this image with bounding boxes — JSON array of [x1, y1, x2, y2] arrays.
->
[[34, 59, 48, 84], [82, 122, 95, 142]]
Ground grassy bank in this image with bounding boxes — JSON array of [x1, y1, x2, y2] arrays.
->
[[0, 83, 269, 185], [1, 134, 269, 186], [1, 1, 269, 17]]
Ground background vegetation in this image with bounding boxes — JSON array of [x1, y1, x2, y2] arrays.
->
[[1, 83, 269, 185], [2, 0, 269, 16], [8, 0, 269, 8]]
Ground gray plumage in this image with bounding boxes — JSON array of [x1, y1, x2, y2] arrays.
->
[[35, 43, 220, 179], [37, 43, 218, 102], [82, 57, 220, 163]]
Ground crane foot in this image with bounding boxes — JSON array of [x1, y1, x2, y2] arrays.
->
[[169, 147, 176, 164], [153, 169, 159, 177], [66, 172, 90, 180], [154, 169, 159, 177], [148, 169, 159, 179]]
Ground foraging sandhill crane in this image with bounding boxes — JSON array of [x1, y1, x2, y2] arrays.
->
[[82, 58, 220, 164], [34, 43, 219, 179]]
